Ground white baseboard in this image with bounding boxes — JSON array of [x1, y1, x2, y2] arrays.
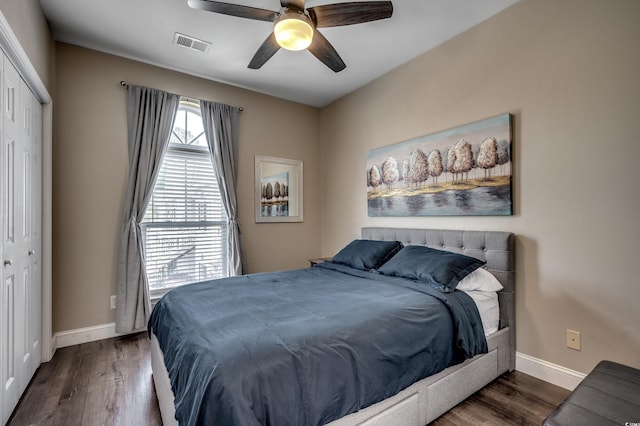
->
[[53, 322, 136, 350], [515, 352, 586, 390]]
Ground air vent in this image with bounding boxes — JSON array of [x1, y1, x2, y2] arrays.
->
[[173, 33, 211, 53]]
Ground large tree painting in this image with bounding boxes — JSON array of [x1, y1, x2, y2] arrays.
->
[[367, 114, 513, 216]]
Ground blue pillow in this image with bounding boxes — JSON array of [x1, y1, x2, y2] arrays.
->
[[377, 245, 486, 292], [332, 239, 403, 271]]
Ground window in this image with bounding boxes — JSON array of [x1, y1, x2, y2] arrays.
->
[[142, 99, 227, 298]]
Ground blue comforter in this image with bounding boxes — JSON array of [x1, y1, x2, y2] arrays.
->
[[148, 262, 487, 426]]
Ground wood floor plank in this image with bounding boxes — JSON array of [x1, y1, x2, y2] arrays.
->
[[81, 339, 115, 426], [8, 333, 570, 425], [52, 340, 98, 426]]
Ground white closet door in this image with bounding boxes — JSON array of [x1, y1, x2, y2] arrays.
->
[[0, 46, 4, 425], [1, 50, 23, 424], [29, 90, 42, 370], [19, 78, 40, 387], [0, 48, 3, 425]]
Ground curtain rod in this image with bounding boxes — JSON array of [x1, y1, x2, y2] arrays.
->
[[119, 81, 244, 111]]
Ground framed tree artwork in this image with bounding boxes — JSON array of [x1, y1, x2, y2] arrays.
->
[[367, 113, 513, 216], [255, 155, 303, 223]]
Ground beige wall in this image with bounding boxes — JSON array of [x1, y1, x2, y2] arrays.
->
[[320, 0, 640, 374], [53, 43, 320, 332], [0, 0, 54, 91]]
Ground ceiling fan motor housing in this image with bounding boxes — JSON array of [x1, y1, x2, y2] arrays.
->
[[274, 9, 314, 51]]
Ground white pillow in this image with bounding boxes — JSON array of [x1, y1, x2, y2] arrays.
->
[[463, 290, 500, 336], [456, 267, 503, 292]]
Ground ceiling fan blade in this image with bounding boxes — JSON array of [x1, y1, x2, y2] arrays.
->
[[307, 30, 346, 73], [187, 0, 277, 22], [248, 33, 281, 69], [309, 1, 393, 28]]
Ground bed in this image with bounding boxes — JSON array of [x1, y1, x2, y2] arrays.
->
[[149, 227, 515, 425]]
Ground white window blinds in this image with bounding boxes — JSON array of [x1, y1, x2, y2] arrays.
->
[[142, 102, 227, 296]]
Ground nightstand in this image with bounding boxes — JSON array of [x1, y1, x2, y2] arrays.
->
[[308, 257, 332, 267]]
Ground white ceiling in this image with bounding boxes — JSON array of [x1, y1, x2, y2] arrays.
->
[[38, 0, 518, 107]]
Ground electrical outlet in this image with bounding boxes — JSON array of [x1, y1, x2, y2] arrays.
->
[[566, 329, 581, 351], [110, 295, 117, 310]]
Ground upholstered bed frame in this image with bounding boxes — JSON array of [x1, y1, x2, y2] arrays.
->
[[150, 227, 515, 425]]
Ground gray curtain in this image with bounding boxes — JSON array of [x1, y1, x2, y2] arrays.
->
[[200, 100, 243, 276], [116, 85, 179, 333]]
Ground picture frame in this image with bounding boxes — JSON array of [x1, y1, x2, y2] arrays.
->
[[255, 155, 303, 223], [367, 113, 513, 216]]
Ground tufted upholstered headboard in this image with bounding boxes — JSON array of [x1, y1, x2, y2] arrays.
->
[[361, 227, 515, 368]]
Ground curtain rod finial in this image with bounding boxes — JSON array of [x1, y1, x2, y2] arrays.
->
[[120, 81, 128, 87]]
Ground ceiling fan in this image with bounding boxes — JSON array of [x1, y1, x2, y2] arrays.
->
[[187, 0, 393, 72]]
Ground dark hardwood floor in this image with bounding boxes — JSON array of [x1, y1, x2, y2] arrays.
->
[[8, 333, 569, 425], [8, 333, 162, 426]]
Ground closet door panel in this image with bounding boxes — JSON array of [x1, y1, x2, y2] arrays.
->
[[20, 80, 41, 377], [30, 93, 42, 369], [0, 47, 3, 426], [18, 79, 34, 390], [1, 138, 21, 425], [2, 52, 24, 424], [1, 273, 18, 425]]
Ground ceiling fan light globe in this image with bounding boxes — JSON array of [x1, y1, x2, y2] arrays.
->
[[274, 13, 314, 51]]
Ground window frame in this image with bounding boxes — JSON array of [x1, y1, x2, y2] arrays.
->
[[142, 99, 228, 300]]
